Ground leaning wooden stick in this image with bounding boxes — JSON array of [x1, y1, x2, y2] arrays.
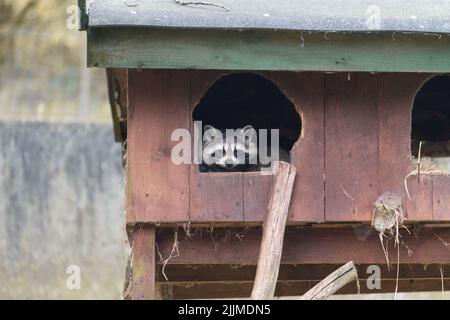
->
[[251, 161, 297, 300], [301, 261, 359, 300]]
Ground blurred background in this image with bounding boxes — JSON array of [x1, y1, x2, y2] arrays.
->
[[0, 0, 127, 299]]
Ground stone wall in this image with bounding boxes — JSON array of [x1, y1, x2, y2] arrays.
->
[[0, 120, 127, 299]]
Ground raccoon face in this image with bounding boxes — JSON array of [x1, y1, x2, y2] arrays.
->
[[202, 125, 257, 170]]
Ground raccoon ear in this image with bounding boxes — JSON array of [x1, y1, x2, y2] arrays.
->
[[242, 125, 254, 133], [203, 125, 220, 142], [242, 125, 256, 139]]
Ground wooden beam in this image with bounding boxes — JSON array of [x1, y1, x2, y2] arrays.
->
[[155, 226, 450, 265], [127, 70, 190, 223], [157, 264, 450, 283], [125, 225, 156, 300], [325, 73, 378, 221], [88, 27, 450, 72], [251, 162, 296, 299], [158, 278, 450, 299]]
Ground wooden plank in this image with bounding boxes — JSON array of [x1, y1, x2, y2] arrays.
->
[[157, 263, 450, 283], [242, 173, 272, 222], [127, 225, 156, 300], [433, 175, 450, 221], [405, 174, 433, 221], [156, 227, 450, 265], [377, 74, 431, 220], [127, 70, 190, 222], [271, 72, 325, 222], [300, 261, 358, 300], [88, 28, 450, 72], [189, 70, 244, 222], [190, 172, 244, 222], [159, 279, 450, 299], [325, 73, 378, 221]]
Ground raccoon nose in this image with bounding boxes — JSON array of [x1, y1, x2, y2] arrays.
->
[[225, 159, 235, 167]]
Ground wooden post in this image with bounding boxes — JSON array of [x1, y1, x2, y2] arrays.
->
[[301, 261, 359, 300], [251, 161, 297, 300], [124, 224, 156, 300]]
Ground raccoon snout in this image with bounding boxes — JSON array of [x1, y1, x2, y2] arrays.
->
[[224, 159, 237, 167]]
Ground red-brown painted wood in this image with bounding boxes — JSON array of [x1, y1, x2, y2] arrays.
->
[[126, 70, 447, 224], [405, 174, 433, 221], [325, 73, 378, 221], [156, 227, 450, 265], [377, 73, 432, 221], [242, 172, 272, 222], [157, 263, 450, 283], [129, 225, 156, 300], [271, 72, 325, 222], [433, 174, 450, 221], [127, 70, 190, 222]]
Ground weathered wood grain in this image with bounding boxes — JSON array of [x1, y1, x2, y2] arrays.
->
[[405, 174, 433, 221], [127, 69, 190, 222], [157, 263, 450, 283], [377, 74, 431, 218], [88, 28, 450, 72], [156, 227, 450, 265], [242, 172, 272, 222], [127, 225, 156, 300], [301, 261, 358, 300], [158, 278, 450, 299], [433, 175, 450, 221], [251, 162, 296, 299], [325, 73, 378, 221], [125, 70, 445, 224]]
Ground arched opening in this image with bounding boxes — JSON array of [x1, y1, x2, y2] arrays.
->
[[193, 73, 302, 172], [411, 76, 450, 171]]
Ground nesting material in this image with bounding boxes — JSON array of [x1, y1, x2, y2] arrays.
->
[[372, 192, 403, 233], [372, 192, 405, 299], [372, 192, 404, 270], [411, 156, 450, 174]]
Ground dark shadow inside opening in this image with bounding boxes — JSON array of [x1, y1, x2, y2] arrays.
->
[[193, 73, 302, 172]]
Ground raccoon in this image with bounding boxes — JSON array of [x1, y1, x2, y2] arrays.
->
[[199, 125, 290, 172]]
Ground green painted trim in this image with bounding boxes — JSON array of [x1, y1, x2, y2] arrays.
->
[[87, 27, 450, 72]]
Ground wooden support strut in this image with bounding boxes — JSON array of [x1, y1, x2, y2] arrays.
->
[[124, 225, 157, 300], [251, 161, 297, 299], [301, 261, 359, 300]]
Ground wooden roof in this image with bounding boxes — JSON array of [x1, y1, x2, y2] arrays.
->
[[83, 1, 450, 73]]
